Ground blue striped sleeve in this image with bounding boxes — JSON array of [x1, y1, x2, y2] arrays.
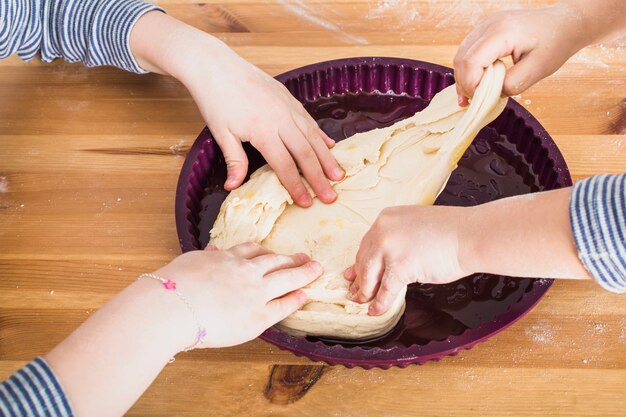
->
[[0, 357, 74, 417], [0, 0, 163, 73], [570, 174, 626, 293]]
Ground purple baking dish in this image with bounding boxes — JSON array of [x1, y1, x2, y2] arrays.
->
[[175, 57, 571, 369]]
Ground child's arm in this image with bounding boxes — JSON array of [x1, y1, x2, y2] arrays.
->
[[347, 1, 626, 315], [1, 244, 322, 416], [453, 0, 626, 105], [0, 1, 343, 207], [129, 11, 344, 206], [347, 175, 626, 316]]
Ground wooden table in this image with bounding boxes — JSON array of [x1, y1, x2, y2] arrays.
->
[[1, 1, 625, 415]]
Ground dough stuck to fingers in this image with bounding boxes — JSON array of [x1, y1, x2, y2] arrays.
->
[[210, 62, 508, 340]]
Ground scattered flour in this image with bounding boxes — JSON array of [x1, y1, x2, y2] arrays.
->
[[568, 39, 624, 70], [591, 322, 607, 335], [431, 0, 485, 29], [363, 0, 528, 33], [366, 0, 420, 24], [169, 139, 186, 156], [278, 0, 368, 44], [464, 369, 478, 380], [619, 318, 626, 344], [0, 176, 7, 193], [569, 48, 610, 69], [430, 0, 525, 30], [525, 324, 554, 344]]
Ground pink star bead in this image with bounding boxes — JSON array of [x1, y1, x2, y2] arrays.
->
[[162, 279, 177, 290]]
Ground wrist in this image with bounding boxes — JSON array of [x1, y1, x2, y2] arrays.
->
[[457, 205, 488, 276], [174, 36, 235, 94], [130, 11, 231, 82], [128, 276, 199, 354]]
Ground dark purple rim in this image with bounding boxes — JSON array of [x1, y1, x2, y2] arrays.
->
[[175, 57, 571, 369]]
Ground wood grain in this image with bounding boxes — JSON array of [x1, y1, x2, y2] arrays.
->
[[1, 1, 625, 416]]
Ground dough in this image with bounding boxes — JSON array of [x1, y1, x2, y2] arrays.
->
[[210, 62, 507, 340]]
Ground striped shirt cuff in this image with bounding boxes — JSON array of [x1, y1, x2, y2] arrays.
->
[[0, 357, 74, 417], [77, 0, 163, 73], [570, 174, 626, 293], [1, 0, 163, 74]]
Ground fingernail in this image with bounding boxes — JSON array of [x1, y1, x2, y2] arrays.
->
[[295, 252, 310, 262], [323, 189, 337, 201], [368, 304, 378, 316], [333, 167, 344, 179], [308, 261, 322, 273], [205, 244, 218, 251], [297, 290, 309, 302], [300, 194, 313, 206]]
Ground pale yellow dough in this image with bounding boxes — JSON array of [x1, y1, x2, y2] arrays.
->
[[210, 62, 507, 340]]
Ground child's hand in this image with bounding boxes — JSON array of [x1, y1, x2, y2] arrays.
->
[[344, 206, 469, 316], [130, 12, 344, 207], [154, 243, 322, 349], [453, 4, 588, 105], [44, 243, 323, 416], [185, 46, 345, 207]]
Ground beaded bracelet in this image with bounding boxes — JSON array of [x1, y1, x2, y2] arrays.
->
[[137, 273, 206, 353]]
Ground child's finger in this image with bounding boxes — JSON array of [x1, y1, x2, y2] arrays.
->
[[252, 252, 309, 275], [265, 290, 309, 325], [227, 242, 272, 259], [352, 242, 384, 303], [455, 16, 490, 56], [304, 121, 345, 182], [213, 129, 249, 191], [204, 244, 218, 251], [294, 104, 335, 148], [260, 138, 313, 207], [454, 34, 513, 99], [349, 229, 376, 297], [368, 270, 405, 316], [349, 280, 359, 297], [291, 113, 343, 181], [263, 261, 322, 300], [344, 265, 357, 281], [503, 50, 552, 96], [280, 124, 337, 204], [353, 256, 384, 303], [320, 130, 336, 148], [455, 84, 469, 107]]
